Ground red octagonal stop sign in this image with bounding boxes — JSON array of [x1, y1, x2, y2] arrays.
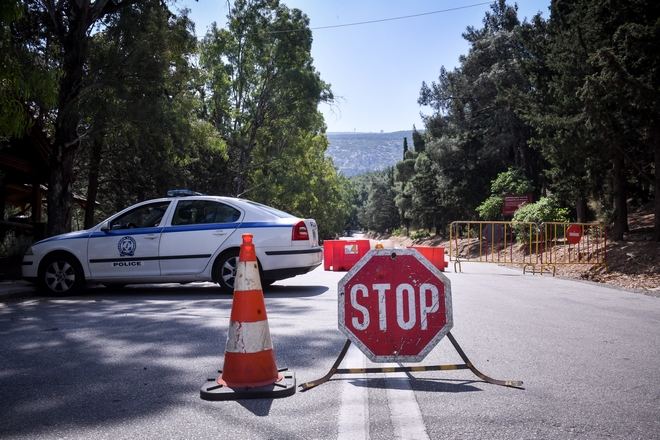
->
[[338, 248, 453, 363], [566, 224, 583, 244]]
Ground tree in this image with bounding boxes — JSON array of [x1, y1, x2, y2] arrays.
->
[[199, 0, 333, 197], [357, 168, 399, 233], [578, 1, 660, 240], [77, 1, 225, 226], [249, 131, 352, 239], [394, 147, 417, 234], [512, 196, 569, 224], [0, 0, 56, 138], [519, 0, 660, 240], [409, 152, 444, 234], [418, 1, 541, 222], [11, 0, 141, 236], [411, 125, 425, 153], [349, 173, 372, 231]]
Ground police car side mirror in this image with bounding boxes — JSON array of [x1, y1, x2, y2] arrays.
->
[[100, 221, 110, 232]]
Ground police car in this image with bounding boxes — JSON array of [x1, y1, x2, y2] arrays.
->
[[22, 190, 322, 295]]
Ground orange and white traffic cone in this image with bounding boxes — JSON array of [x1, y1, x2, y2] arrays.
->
[[200, 234, 295, 400]]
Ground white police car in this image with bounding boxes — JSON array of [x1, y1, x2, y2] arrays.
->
[[22, 190, 322, 295]]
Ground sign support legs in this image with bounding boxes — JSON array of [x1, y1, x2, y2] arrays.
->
[[300, 332, 522, 391], [445, 332, 522, 387]]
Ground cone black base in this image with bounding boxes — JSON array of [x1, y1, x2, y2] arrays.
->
[[200, 369, 296, 401]]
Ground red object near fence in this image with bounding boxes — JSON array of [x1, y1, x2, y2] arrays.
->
[[407, 246, 448, 272], [323, 239, 371, 271]]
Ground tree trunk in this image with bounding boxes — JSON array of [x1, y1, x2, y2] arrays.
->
[[47, 11, 88, 237], [47, 138, 77, 237], [47, 101, 81, 236], [654, 130, 660, 242], [84, 140, 103, 229], [611, 151, 627, 241], [576, 197, 589, 223]]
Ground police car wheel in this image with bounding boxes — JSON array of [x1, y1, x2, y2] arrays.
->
[[213, 249, 239, 293], [39, 253, 85, 296]]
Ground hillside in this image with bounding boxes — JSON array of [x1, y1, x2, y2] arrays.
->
[[326, 131, 412, 176]]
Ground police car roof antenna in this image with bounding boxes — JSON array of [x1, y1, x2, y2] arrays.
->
[[237, 182, 265, 198]]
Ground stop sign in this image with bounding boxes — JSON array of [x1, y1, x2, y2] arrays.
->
[[338, 248, 453, 363]]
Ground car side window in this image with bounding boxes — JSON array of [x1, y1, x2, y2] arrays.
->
[[109, 201, 171, 230], [172, 200, 241, 226]]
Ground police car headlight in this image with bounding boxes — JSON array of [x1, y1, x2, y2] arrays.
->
[[24, 247, 34, 256]]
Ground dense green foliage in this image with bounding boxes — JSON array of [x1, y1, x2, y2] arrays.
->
[[2, 0, 658, 242], [352, 0, 659, 242], [352, 169, 399, 233], [77, 0, 216, 225], [476, 167, 534, 220], [512, 197, 570, 225], [0, 0, 57, 137], [199, 0, 333, 198], [2, 0, 353, 239]]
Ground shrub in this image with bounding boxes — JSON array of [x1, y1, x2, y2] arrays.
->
[[410, 229, 430, 240], [476, 168, 534, 221], [476, 195, 504, 220], [512, 197, 570, 224], [0, 232, 34, 260], [512, 197, 570, 242]]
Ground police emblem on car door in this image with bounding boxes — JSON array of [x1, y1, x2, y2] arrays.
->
[[87, 201, 170, 277]]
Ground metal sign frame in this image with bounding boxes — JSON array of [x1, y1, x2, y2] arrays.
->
[[338, 248, 453, 363]]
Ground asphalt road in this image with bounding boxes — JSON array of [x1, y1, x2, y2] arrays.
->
[[1, 261, 659, 439]]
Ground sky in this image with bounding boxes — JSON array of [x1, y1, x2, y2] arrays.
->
[[173, 0, 551, 133]]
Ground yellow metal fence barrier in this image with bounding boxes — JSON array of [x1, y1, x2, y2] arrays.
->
[[449, 222, 539, 273], [449, 221, 607, 275], [538, 222, 607, 275]]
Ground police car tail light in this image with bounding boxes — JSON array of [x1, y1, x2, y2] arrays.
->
[[292, 221, 309, 241]]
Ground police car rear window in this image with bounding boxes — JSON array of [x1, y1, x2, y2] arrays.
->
[[173, 200, 241, 225], [244, 201, 295, 219]]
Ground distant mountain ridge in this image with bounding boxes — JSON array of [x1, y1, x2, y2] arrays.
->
[[325, 130, 413, 177]]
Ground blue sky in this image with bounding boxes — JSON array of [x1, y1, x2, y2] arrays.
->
[[173, 0, 551, 133]]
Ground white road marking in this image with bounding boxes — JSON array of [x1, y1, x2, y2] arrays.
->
[[385, 365, 430, 440], [337, 344, 369, 440], [336, 348, 429, 440]]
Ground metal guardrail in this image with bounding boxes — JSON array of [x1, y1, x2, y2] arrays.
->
[[449, 221, 607, 275]]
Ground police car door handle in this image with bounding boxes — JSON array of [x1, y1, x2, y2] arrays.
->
[[213, 231, 227, 236], [144, 234, 158, 239]]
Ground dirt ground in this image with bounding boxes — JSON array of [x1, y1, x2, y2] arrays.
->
[[369, 206, 660, 298]]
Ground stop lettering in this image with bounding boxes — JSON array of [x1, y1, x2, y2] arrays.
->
[[338, 249, 453, 363]]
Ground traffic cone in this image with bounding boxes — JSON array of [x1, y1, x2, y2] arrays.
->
[[200, 234, 295, 400]]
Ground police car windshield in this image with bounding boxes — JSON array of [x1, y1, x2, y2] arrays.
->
[[244, 201, 295, 218]]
